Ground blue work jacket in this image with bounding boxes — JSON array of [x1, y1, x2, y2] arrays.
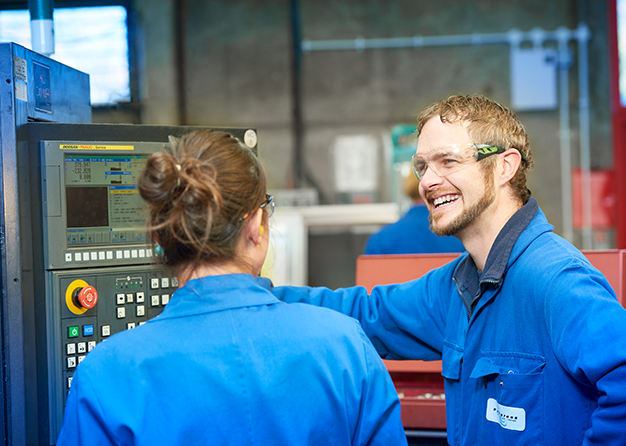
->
[[271, 200, 626, 445], [57, 274, 406, 446]]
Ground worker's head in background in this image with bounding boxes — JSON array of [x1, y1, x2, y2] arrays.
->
[[138, 130, 273, 279], [401, 169, 424, 205], [416, 94, 533, 206]]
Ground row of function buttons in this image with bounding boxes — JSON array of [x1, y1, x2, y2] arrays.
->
[[116, 292, 170, 310], [64, 248, 154, 263], [150, 277, 178, 289], [68, 231, 146, 244]]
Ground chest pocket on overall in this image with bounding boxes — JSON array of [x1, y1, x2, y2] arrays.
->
[[470, 352, 545, 439]]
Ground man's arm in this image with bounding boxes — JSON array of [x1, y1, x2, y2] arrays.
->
[[545, 263, 626, 445], [262, 264, 454, 361]]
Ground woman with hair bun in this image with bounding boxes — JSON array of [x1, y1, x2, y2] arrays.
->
[[56, 130, 406, 446]]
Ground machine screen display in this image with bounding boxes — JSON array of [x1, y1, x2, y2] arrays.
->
[[64, 155, 149, 243]]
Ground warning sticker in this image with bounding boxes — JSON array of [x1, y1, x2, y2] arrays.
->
[[13, 56, 27, 83], [15, 82, 27, 102]]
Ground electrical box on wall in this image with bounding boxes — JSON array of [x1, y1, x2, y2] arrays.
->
[[510, 47, 558, 111]]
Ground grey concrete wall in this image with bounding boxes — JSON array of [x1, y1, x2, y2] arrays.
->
[[94, 0, 612, 246]]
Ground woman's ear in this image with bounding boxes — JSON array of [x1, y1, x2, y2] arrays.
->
[[245, 208, 265, 246]]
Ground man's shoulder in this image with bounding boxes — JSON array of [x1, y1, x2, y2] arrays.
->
[[516, 231, 596, 276]]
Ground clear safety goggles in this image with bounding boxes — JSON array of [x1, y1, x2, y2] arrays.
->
[[411, 143, 506, 181]]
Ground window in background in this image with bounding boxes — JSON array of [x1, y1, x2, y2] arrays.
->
[[0, 5, 130, 106]]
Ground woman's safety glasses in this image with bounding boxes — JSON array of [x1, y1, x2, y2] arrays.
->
[[240, 194, 275, 221], [411, 143, 506, 181], [259, 194, 275, 218]]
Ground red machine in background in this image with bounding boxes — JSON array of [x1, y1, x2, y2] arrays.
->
[[355, 250, 626, 431]]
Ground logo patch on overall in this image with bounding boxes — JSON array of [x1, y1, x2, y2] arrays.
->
[[486, 398, 526, 431]]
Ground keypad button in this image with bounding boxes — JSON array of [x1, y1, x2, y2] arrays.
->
[[68, 326, 80, 338], [82, 253, 89, 261], [65, 253, 72, 262], [116, 293, 125, 305], [161, 277, 170, 288], [150, 278, 159, 289], [117, 307, 126, 319], [126, 293, 134, 303], [101, 325, 111, 337], [66, 343, 76, 355], [161, 294, 170, 305], [83, 325, 94, 336], [116, 250, 123, 259], [78, 355, 86, 364], [98, 251, 105, 260], [151, 295, 160, 307], [136, 292, 145, 303], [67, 376, 73, 389], [127, 322, 136, 330], [136, 305, 145, 317], [77, 342, 87, 354], [67, 357, 77, 368], [106, 251, 113, 260], [87, 341, 97, 352], [171, 277, 179, 288]]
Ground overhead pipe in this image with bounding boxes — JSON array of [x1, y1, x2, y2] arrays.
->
[[300, 24, 592, 246], [29, 0, 55, 56]]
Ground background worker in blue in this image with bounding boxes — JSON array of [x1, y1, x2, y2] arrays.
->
[[269, 95, 626, 445], [56, 130, 406, 446], [364, 171, 464, 254]]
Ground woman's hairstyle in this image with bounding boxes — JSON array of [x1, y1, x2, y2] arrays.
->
[[417, 94, 533, 204], [138, 130, 266, 269]]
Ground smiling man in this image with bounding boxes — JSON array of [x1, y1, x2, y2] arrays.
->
[[269, 94, 626, 445]]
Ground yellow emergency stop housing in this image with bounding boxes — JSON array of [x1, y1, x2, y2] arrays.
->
[[65, 279, 90, 315]]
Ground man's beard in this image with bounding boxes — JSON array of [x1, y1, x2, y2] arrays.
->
[[428, 175, 496, 237]]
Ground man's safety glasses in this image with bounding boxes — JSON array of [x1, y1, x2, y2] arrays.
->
[[412, 144, 508, 181]]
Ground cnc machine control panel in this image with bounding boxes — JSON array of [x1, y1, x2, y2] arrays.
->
[[22, 124, 256, 446], [39, 141, 174, 441]]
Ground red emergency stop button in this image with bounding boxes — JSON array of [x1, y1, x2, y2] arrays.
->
[[73, 285, 98, 309]]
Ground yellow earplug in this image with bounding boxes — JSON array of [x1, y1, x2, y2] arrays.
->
[[260, 226, 264, 234]]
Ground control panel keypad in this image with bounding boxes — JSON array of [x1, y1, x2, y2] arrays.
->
[[61, 271, 177, 403]]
